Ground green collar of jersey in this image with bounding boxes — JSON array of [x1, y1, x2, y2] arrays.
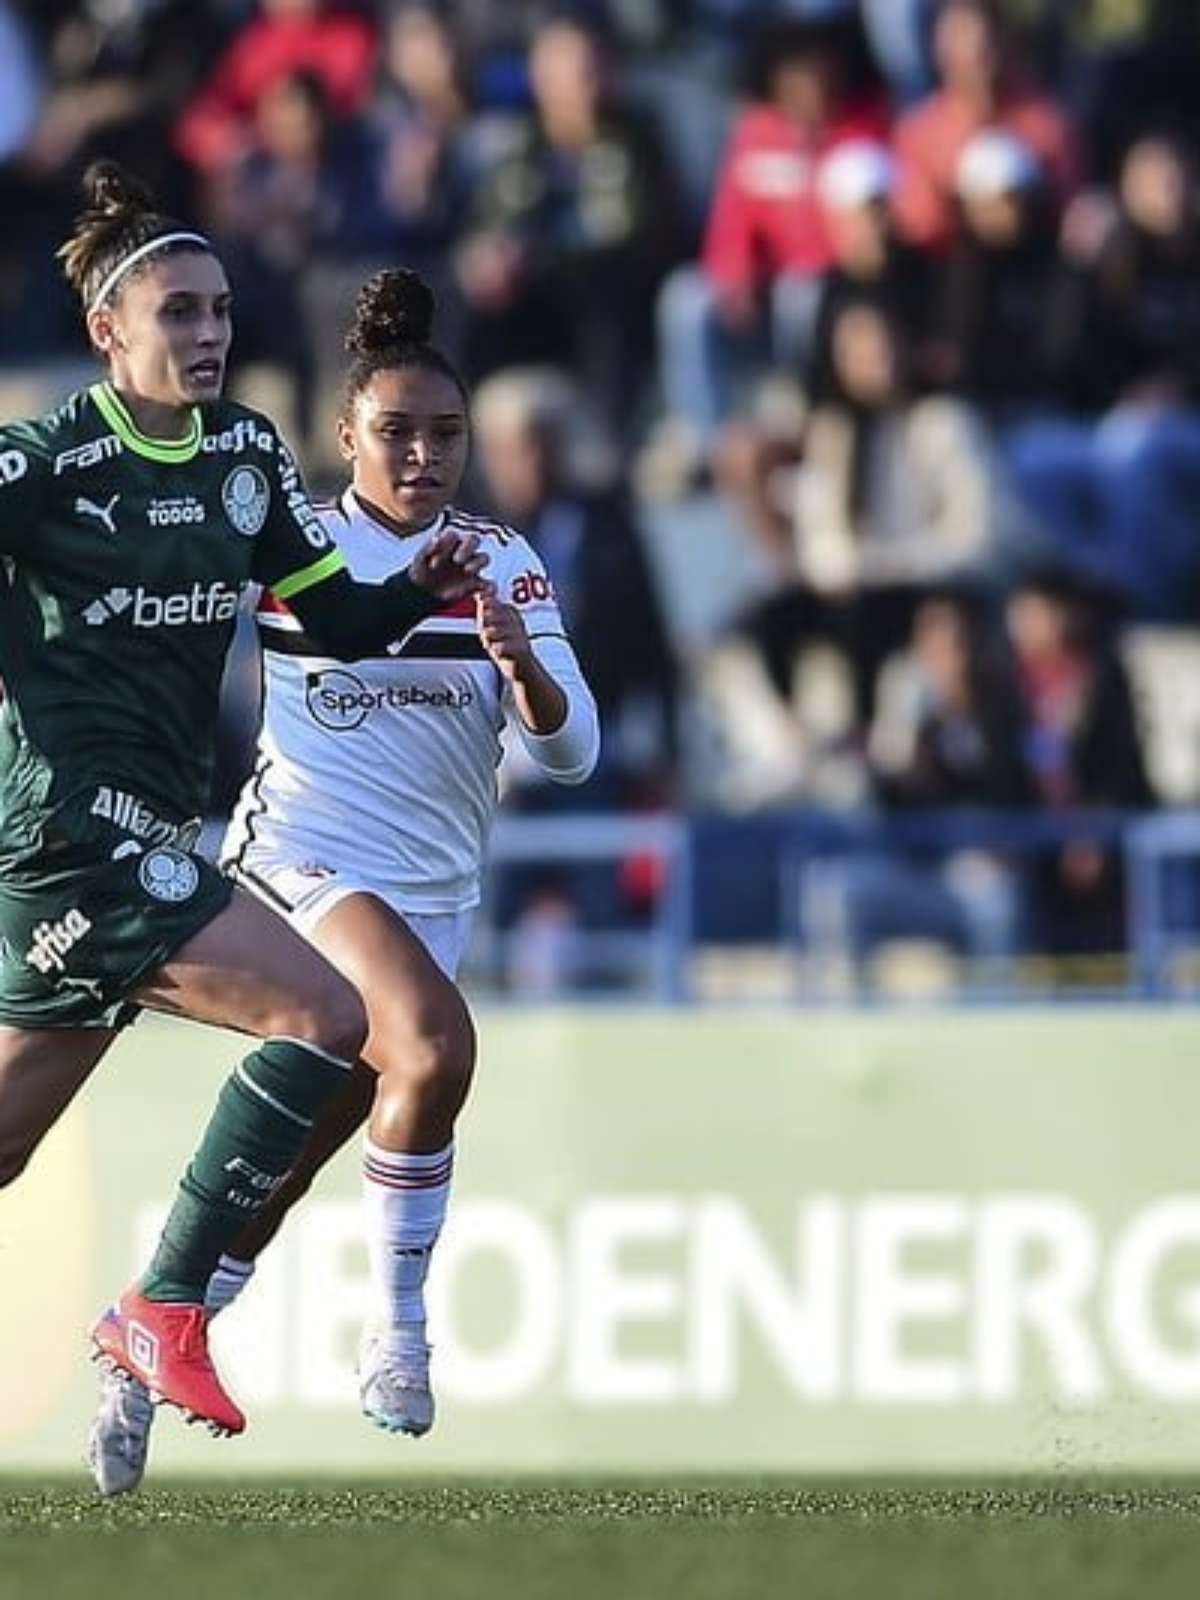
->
[[89, 383, 203, 464]]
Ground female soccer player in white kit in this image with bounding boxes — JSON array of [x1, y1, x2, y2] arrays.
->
[[89, 267, 599, 1492]]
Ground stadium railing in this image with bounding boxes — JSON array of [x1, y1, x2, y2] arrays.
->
[[467, 808, 1200, 1005]]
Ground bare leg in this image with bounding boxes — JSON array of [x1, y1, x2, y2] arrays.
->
[[227, 894, 474, 1261], [311, 893, 474, 1152], [134, 885, 365, 1057], [0, 1026, 116, 1189]]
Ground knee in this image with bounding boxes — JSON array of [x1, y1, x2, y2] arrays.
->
[[276, 975, 368, 1066], [375, 991, 476, 1109]]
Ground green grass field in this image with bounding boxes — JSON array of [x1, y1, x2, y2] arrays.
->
[[6, 1481, 1200, 1600]]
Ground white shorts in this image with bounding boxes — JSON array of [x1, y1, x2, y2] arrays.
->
[[227, 855, 474, 980]]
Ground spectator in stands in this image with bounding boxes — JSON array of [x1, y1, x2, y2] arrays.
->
[[175, 0, 377, 182], [471, 367, 677, 797], [828, 589, 1031, 983], [935, 128, 1060, 421], [363, 2, 481, 281], [714, 140, 933, 579], [1008, 129, 1200, 619], [893, 0, 1081, 250], [454, 13, 679, 445], [807, 139, 936, 409], [469, 366, 677, 991], [651, 14, 888, 483], [206, 68, 384, 443], [0, 0, 221, 357], [735, 300, 1012, 728], [1006, 566, 1153, 957]]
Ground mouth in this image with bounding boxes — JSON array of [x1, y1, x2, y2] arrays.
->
[[187, 359, 223, 388], [398, 477, 443, 492]]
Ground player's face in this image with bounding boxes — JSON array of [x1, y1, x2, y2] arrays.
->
[[341, 366, 469, 531], [90, 251, 232, 410]]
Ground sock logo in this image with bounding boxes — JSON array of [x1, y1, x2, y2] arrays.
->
[[128, 1321, 160, 1378]]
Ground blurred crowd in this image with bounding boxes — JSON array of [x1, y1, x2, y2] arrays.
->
[[6, 0, 1200, 984]]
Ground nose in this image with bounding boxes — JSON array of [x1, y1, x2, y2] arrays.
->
[[406, 432, 435, 465], [197, 312, 228, 350]]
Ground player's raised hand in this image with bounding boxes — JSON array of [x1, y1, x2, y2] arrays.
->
[[476, 590, 534, 680], [410, 529, 490, 602]]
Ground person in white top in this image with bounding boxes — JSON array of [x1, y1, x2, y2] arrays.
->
[[89, 267, 599, 1492]]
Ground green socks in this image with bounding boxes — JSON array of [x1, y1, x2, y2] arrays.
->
[[140, 1038, 353, 1303]]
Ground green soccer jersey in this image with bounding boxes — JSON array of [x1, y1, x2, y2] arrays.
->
[[0, 382, 346, 866]]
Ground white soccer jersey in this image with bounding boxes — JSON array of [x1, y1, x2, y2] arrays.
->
[[222, 492, 599, 915]]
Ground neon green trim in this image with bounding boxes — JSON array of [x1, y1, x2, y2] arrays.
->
[[90, 383, 202, 463], [270, 547, 347, 600]]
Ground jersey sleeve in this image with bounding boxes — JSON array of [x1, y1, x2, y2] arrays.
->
[[253, 430, 441, 658], [501, 538, 600, 784], [0, 422, 51, 556], [500, 540, 569, 643]]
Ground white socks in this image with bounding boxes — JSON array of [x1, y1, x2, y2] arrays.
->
[[198, 1142, 455, 1342], [362, 1138, 454, 1340], [204, 1253, 255, 1317]]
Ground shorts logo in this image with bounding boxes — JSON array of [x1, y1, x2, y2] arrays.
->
[[138, 847, 200, 904], [127, 1321, 160, 1378], [305, 667, 474, 731], [222, 466, 269, 536], [25, 909, 93, 975], [297, 861, 335, 879]]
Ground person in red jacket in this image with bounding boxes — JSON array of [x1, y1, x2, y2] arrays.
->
[[892, 0, 1081, 251], [653, 15, 888, 484], [175, 0, 377, 181]]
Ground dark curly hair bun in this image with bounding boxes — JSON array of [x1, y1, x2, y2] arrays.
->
[[346, 268, 436, 355]]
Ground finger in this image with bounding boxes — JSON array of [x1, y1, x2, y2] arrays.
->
[[451, 533, 481, 566]]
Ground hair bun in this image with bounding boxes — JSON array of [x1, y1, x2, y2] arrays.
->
[[79, 159, 156, 222], [346, 269, 435, 354]]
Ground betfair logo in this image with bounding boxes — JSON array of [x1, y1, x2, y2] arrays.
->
[[82, 580, 244, 628], [83, 587, 132, 625]]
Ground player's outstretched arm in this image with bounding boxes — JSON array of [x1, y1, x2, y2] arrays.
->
[[282, 530, 489, 661]]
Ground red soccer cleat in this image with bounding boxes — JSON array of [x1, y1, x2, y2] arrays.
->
[[91, 1290, 245, 1436]]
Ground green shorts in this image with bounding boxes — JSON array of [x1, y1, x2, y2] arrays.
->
[[0, 839, 233, 1030]]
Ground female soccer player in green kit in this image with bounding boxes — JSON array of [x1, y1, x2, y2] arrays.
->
[[86, 268, 601, 1492], [0, 163, 489, 1437]]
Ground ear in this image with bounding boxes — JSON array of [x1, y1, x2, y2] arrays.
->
[[86, 308, 114, 355], [335, 414, 356, 464], [87, 307, 126, 356]]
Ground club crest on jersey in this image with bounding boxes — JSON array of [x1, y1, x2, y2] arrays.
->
[[222, 466, 269, 536], [138, 847, 200, 904]]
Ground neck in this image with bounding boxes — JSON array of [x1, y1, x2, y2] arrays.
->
[[542, 103, 600, 148], [953, 77, 998, 116], [107, 382, 195, 442]]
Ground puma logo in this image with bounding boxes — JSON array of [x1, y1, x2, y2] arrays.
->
[[76, 493, 120, 535]]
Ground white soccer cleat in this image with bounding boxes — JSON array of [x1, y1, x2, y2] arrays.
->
[[357, 1326, 435, 1437], [87, 1364, 156, 1496]]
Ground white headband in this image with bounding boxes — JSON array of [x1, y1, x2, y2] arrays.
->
[[89, 230, 211, 314]]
